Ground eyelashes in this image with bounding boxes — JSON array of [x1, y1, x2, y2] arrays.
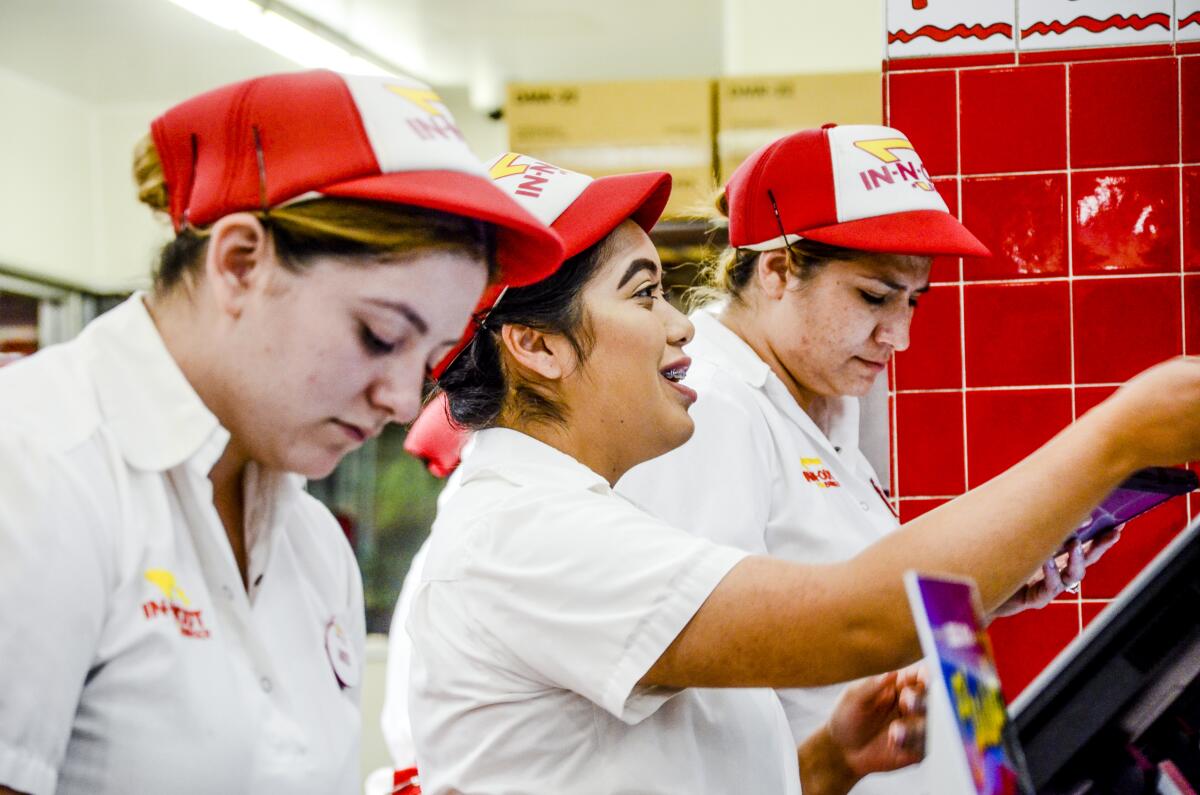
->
[[360, 324, 397, 355]]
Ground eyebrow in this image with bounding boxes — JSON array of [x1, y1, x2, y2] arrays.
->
[[617, 258, 660, 289], [365, 299, 429, 335], [872, 277, 931, 294]]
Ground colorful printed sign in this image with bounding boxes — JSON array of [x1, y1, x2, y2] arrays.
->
[[905, 572, 1033, 795]]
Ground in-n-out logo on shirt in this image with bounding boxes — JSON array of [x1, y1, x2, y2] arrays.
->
[[800, 457, 841, 488], [141, 569, 211, 639]]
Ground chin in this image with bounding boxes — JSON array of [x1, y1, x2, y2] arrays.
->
[[281, 447, 345, 481], [657, 413, 696, 457]]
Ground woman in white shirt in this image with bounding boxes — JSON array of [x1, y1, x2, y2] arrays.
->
[[615, 124, 1119, 793], [407, 151, 1200, 793], [0, 70, 561, 795]]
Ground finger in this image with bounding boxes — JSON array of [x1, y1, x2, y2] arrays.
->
[[1063, 542, 1086, 590], [1083, 526, 1123, 564], [898, 684, 926, 717], [1041, 558, 1064, 595], [889, 715, 927, 758]]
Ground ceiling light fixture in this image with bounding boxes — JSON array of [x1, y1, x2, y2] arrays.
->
[[167, 0, 404, 77]]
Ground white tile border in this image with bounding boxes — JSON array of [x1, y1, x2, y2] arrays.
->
[[887, 0, 1017, 60], [1019, 0, 1173, 51]]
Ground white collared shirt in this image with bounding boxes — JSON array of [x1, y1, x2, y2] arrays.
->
[[617, 307, 924, 795], [0, 296, 365, 795], [406, 428, 799, 795]]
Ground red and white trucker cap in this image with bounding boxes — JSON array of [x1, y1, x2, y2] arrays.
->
[[149, 70, 563, 285], [726, 124, 989, 257], [428, 153, 671, 380]]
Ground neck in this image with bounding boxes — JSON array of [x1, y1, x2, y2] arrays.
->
[[501, 413, 628, 487], [718, 302, 819, 414]]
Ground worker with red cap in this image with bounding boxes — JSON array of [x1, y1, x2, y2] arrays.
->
[[0, 70, 561, 795]]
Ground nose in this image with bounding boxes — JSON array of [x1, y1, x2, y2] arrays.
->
[[663, 301, 695, 349], [368, 357, 425, 425], [875, 306, 914, 353]]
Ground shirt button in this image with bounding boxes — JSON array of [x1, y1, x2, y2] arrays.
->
[[222, 585, 234, 600], [260, 676, 273, 694], [860, 501, 870, 512]]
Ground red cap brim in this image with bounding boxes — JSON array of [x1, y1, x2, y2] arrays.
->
[[798, 209, 991, 258], [550, 171, 672, 258], [322, 170, 565, 286], [429, 170, 672, 381]]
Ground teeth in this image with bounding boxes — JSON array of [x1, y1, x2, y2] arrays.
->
[[662, 367, 687, 382]]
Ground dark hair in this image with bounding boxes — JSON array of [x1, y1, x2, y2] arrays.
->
[[438, 232, 617, 430]]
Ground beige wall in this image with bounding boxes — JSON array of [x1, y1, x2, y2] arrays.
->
[[0, 71, 506, 294]]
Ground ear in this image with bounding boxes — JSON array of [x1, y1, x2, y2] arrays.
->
[[499, 323, 575, 382], [203, 213, 274, 318], [753, 249, 792, 302]]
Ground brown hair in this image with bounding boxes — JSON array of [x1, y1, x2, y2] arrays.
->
[[689, 187, 868, 310], [133, 134, 498, 294]]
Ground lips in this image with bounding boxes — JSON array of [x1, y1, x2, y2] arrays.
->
[[660, 357, 697, 405], [333, 419, 387, 444], [660, 357, 691, 383]]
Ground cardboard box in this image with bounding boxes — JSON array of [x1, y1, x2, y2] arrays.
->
[[506, 79, 716, 219], [717, 72, 881, 182]]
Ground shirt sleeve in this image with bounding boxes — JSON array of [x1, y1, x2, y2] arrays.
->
[[0, 432, 112, 795], [381, 537, 430, 768], [457, 494, 747, 725], [616, 371, 776, 555]]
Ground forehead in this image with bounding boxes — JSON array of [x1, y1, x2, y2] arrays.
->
[[839, 252, 932, 284], [591, 221, 661, 285]]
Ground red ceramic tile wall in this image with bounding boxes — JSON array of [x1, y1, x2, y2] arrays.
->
[[963, 281, 1071, 387], [894, 284, 961, 391], [1069, 58, 1179, 169], [964, 389, 1073, 488], [888, 70, 957, 177], [1071, 168, 1180, 275], [1184, 58, 1200, 164], [888, 37, 1195, 697], [931, 178, 962, 283], [960, 65, 1066, 174], [988, 603, 1080, 699], [1073, 276, 1183, 383], [894, 392, 966, 497], [1187, 276, 1200, 354], [1185, 168, 1200, 273], [961, 174, 1069, 280]]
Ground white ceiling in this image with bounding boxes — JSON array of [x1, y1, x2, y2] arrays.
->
[[0, 0, 726, 107]]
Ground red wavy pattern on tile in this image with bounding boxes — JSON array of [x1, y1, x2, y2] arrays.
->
[[1020, 12, 1170, 37], [1181, 11, 1200, 29], [889, 22, 1014, 45]]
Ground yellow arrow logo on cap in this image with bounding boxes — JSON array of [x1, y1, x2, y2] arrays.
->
[[853, 137, 915, 163], [489, 153, 529, 180], [385, 86, 446, 116], [854, 137, 934, 191]]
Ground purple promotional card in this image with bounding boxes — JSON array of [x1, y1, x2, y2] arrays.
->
[[909, 574, 1033, 795]]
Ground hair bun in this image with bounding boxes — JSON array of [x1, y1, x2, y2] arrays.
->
[[132, 133, 170, 214]]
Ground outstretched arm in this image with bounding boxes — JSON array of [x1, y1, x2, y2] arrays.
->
[[642, 357, 1200, 688]]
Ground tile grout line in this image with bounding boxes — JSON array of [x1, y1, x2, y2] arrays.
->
[[956, 64, 970, 495], [1065, 57, 1078, 431], [947, 162, 1198, 180], [928, 272, 1184, 286]]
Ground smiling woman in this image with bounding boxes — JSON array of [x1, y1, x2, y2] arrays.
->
[[400, 145, 1200, 795], [0, 70, 562, 795]]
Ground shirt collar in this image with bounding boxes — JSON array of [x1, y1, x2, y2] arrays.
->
[[686, 307, 771, 389], [459, 427, 612, 495], [688, 302, 861, 457], [82, 294, 229, 473]]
